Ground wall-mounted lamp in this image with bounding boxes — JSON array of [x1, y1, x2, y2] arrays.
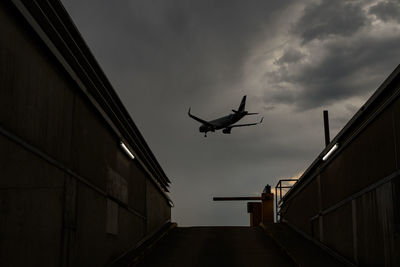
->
[[322, 143, 339, 161], [120, 141, 135, 160]]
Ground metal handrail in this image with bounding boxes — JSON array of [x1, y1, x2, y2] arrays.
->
[[275, 179, 298, 222]]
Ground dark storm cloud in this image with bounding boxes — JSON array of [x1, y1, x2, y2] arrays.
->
[[369, 0, 400, 23], [262, 0, 400, 111], [293, 0, 368, 43], [265, 34, 400, 110]]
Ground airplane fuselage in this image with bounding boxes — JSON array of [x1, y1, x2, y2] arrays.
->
[[199, 113, 244, 133], [189, 95, 261, 137]]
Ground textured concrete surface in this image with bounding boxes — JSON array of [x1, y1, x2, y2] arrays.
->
[[137, 226, 294, 267]]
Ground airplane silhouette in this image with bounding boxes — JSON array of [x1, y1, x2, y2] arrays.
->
[[188, 95, 263, 137]]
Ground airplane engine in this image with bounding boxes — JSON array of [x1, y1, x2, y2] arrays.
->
[[222, 128, 232, 134]]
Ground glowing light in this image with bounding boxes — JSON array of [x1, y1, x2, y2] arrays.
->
[[322, 143, 339, 161], [120, 141, 135, 160]]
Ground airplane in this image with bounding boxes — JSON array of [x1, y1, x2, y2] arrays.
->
[[188, 95, 263, 137]]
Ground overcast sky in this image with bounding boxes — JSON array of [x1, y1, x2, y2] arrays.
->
[[61, 0, 400, 226]]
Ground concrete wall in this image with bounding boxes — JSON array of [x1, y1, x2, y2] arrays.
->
[[0, 2, 171, 266], [280, 69, 400, 266]]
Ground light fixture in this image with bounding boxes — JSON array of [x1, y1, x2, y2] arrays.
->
[[322, 143, 339, 161], [120, 141, 135, 160]]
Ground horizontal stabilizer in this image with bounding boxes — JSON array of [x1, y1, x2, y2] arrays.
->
[[229, 117, 263, 128]]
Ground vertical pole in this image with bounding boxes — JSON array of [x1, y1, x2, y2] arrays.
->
[[323, 110, 330, 147], [279, 183, 282, 222], [275, 185, 278, 222]]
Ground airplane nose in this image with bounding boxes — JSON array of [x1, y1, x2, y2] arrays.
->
[[199, 126, 205, 132]]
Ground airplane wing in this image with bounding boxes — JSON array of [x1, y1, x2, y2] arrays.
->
[[188, 108, 215, 127], [229, 117, 263, 128]]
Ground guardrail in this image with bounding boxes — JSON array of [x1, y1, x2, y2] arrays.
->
[[275, 179, 298, 222]]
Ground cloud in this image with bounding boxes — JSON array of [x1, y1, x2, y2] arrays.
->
[[283, 35, 399, 109], [275, 47, 305, 65], [369, 0, 400, 23], [293, 0, 368, 43], [259, 0, 400, 111]]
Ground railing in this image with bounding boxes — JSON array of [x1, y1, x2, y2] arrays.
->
[[275, 179, 298, 222]]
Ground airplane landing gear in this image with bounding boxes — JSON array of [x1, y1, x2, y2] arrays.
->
[[204, 133, 207, 137]]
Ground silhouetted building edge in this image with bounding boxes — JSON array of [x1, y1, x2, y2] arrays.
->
[[279, 64, 400, 265], [10, 0, 171, 197], [283, 64, 400, 203], [1, 1, 172, 266]]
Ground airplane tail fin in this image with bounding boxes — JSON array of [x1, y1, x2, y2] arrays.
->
[[233, 95, 258, 115], [238, 95, 246, 113]]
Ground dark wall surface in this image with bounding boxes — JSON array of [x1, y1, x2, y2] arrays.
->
[[146, 179, 171, 234], [0, 2, 171, 266], [280, 67, 400, 266]]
